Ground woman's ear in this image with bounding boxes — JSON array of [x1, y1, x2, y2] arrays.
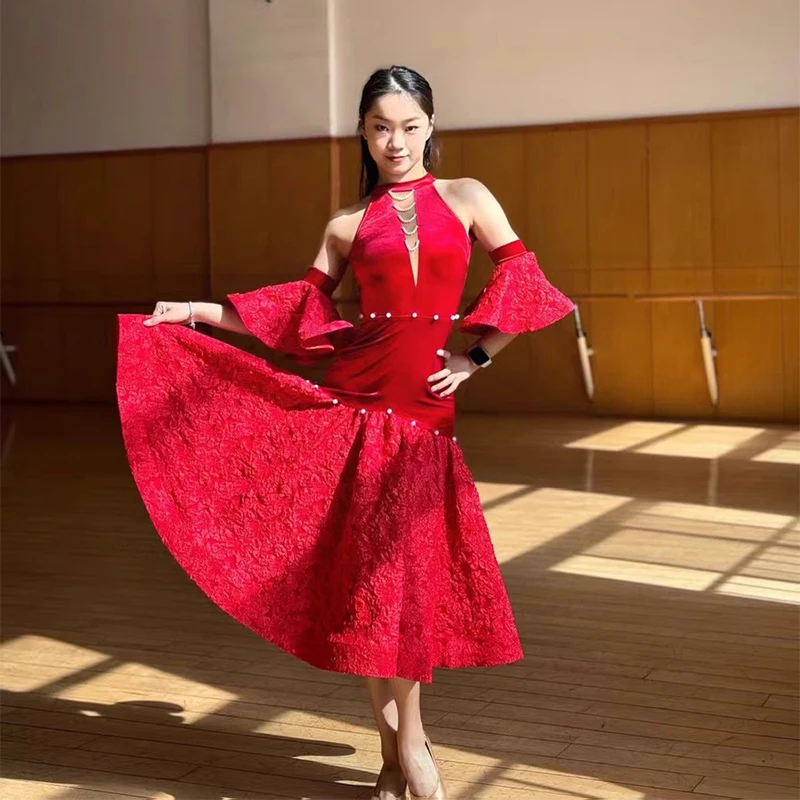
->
[[427, 114, 435, 139]]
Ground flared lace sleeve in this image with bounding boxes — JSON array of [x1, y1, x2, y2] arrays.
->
[[459, 240, 575, 336], [227, 266, 354, 362]]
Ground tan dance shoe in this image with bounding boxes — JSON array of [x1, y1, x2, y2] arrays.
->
[[371, 763, 408, 800], [408, 732, 446, 799]]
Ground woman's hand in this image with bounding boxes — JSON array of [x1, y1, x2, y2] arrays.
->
[[143, 301, 191, 326], [427, 348, 479, 398]]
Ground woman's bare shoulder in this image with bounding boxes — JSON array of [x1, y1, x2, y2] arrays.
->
[[329, 200, 369, 240], [437, 177, 490, 201]]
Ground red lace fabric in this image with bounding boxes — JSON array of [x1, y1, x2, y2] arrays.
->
[[116, 173, 574, 682], [461, 239, 576, 336], [228, 271, 354, 365]]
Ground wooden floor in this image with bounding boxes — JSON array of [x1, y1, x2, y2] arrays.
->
[[1, 405, 798, 800]]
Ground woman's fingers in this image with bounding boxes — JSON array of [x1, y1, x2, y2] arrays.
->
[[143, 302, 185, 326], [436, 348, 451, 359], [427, 367, 450, 382], [430, 374, 455, 394], [438, 380, 460, 397]]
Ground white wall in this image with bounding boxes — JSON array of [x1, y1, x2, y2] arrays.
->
[[0, 0, 210, 156], [332, 0, 800, 136], [209, 0, 330, 142], [1, 0, 797, 155]]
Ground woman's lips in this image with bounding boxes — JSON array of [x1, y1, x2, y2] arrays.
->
[[387, 155, 406, 162]]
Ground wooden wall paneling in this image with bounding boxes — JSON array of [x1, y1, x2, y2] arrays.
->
[[1, 307, 66, 400], [588, 124, 649, 271], [714, 268, 785, 421], [265, 139, 333, 277], [589, 270, 653, 417], [207, 145, 275, 365], [2, 305, 138, 402], [648, 121, 713, 270], [648, 120, 715, 417], [526, 302, 589, 414], [58, 156, 107, 304], [778, 114, 799, 422], [649, 270, 716, 419], [63, 306, 121, 401], [783, 296, 799, 422], [336, 137, 363, 208], [523, 129, 589, 413], [777, 113, 799, 269], [711, 117, 784, 421], [14, 306, 131, 402], [96, 153, 154, 302], [433, 131, 463, 181], [459, 131, 533, 413], [209, 141, 333, 382], [2, 107, 797, 414], [152, 148, 208, 300], [529, 267, 592, 415], [1, 158, 62, 303], [525, 128, 588, 271], [208, 144, 273, 295], [712, 116, 781, 269], [588, 125, 652, 416]]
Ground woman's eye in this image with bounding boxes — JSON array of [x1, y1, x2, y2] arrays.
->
[[376, 125, 388, 132], [406, 126, 419, 132]]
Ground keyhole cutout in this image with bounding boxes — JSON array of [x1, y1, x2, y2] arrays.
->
[[389, 188, 420, 288]]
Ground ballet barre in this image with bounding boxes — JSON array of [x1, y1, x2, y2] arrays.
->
[[569, 291, 798, 405], [0, 332, 17, 387]]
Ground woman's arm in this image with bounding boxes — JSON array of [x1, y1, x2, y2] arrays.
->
[[428, 179, 521, 397], [458, 178, 524, 359]]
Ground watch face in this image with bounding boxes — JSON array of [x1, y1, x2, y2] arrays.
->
[[469, 346, 490, 366]]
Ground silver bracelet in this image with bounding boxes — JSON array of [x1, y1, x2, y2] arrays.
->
[[187, 301, 196, 329]]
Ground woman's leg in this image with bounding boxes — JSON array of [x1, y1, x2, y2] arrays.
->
[[364, 677, 406, 797], [391, 677, 440, 796]]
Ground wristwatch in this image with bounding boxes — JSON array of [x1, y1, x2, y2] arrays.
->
[[467, 345, 492, 369]]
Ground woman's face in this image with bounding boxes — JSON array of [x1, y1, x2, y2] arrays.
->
[[362, 92, 434, 178]]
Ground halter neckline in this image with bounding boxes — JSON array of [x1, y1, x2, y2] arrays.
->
[[371, 173, 436, 196]]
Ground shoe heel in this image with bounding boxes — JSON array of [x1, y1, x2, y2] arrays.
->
[[408, 733, 446, 799]]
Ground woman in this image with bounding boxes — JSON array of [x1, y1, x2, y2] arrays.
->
[[117, 65, 574, 799]]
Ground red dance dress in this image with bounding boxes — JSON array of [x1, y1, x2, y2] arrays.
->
[[116, 172, 575, 683]]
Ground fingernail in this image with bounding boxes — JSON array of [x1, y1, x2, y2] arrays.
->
[[436, 349, 444, 355]]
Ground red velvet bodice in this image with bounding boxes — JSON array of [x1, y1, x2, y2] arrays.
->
[[227, 172, 575, 437], [317, 173, 473, 434]]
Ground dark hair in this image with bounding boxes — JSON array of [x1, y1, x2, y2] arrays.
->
[[358, 65, 440, 198]]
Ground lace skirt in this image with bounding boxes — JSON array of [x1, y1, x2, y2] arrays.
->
[[116, 315, 523, 682]]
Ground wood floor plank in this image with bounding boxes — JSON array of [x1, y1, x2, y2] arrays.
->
[[693, 775, 800, 799], [2, 406, 797, 799], [0, 779, 143, 800]]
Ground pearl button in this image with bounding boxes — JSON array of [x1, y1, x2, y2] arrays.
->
[[370, 312, 376, 319], [332, 398, 339, 405], [313, 383, 319, 388], [452, 436, 457, 441], [434, 429, 440, 435], [411, 420, 417, 427], [411, 312, 418, 318], [386, 312, 392, 318], [360, 408, 366, 414], [387, 408, 393, 415], [358, 313, 363, 319], [453, 313, 460, 320], [433, 314, 439, 321]]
